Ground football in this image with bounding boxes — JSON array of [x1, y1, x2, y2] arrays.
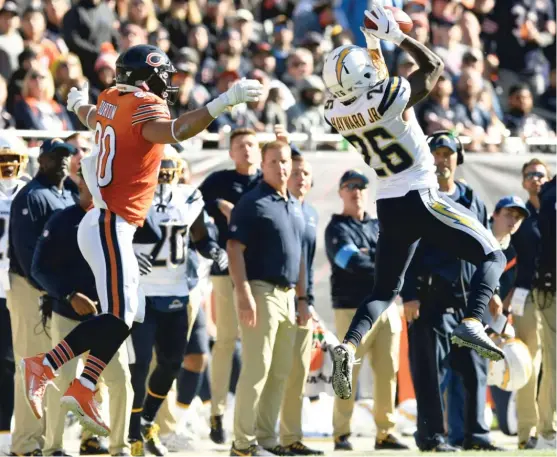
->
[[364, 6, 414, 34]]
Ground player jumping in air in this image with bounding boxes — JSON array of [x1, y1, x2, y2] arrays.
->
[[19, 44, 263, 436], [322, 2, 506, 400]]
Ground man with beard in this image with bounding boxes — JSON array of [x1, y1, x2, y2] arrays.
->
[[286, 75, 330, 135]]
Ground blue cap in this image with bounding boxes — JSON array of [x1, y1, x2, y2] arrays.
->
[[429, 133, 458, 153], [495, 195, 530, 218], [339, 169, 369, 188], [40, 139, 77, 156]]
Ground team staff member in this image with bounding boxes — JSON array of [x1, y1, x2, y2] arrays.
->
[[31, 169, 135, 457], [7, 138, 78, 456], [198, 128, 262, 444], [532, 176, 556, 450], [325, 170, 407, 452], [227, 141, 309, 457], [277, 151, 323, 456], [510, 158, 551, 449], [402, 133, 502, 452]]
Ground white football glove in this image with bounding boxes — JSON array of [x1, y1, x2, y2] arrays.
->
[[206, 78, 263, 118], [67, 81, 89, 113], [364, 3, 406, 46]]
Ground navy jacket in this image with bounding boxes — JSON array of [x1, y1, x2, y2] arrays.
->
[[537, 177, 556, 281], [325, 213, 379, 309], [511, 199, 540, 291], [302, 201, 318, 306], [499, 241, 518, 302], [198, 169, 262, 275], [401, 182, 488, 307], [9, 174, 77, 288]]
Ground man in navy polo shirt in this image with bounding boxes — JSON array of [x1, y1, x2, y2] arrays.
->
[[7, 138, 78, 456], [227, 140, 308, 457]]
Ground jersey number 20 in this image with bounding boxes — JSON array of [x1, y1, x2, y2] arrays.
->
[[345, 127, 414, 177], [95, 122, 116, 187]]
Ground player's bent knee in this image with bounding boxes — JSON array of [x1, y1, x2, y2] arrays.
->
[[183, 354, 208, 373]]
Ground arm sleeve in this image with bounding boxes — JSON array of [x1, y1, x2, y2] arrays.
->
[[228, 197, 255, 247], [198, 173, 220, 218], [325, 223, 375, 275], [31, 215, 68, 298]]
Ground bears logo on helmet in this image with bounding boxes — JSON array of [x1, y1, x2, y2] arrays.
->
[[146, 52, 165, 67]]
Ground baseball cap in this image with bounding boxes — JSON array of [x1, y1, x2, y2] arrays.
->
[[0, 0, 19, 15], [234, 9, 254, 22], [495, 196, 530, 218], [339, 169, 369, 188], [40, 139, 77, 156], [429, 133, 458, 153]]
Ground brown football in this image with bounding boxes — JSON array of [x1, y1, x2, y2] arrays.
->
[[364, 6, 413, 34]]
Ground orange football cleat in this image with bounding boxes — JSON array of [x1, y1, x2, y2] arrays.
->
[[61, 380, 110, 437], [20, 354, 57, 420]]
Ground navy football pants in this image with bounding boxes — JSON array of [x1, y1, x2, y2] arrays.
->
[[344, 188, 506, 347]]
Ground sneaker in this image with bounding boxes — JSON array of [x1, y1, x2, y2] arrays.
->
[[80, 437, 109, 455], [331, 344, 356, 400], [141, 423, 167, 456], [263, 445, 295, 456], [159, 432, 195, 452], [60, 380, 110, 438], [519, 436, 538, 449], [20, 354, 57, 419], [210, 415, 226, 444], [230, 444, 274, 456], [285, 441, 324, 455], [375, 433, 410, 450], [333, 434, 353, 451], [536, 434, 556, 449], [0, 433, 11, 456], [130, 440, 144, 457], [451, 319, 504, 361]]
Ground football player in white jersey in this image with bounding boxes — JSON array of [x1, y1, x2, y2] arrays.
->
[[0, 134, 28, 454], [129, 147, 227, 456], [322, 2, 506, 401]]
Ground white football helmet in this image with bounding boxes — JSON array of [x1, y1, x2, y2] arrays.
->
[[0, 133, 28, 190], [488, 336, 533, 392], [322, 45, 383, 102]]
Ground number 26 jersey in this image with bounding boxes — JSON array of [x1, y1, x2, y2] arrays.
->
[[324, 76, 437, 200]]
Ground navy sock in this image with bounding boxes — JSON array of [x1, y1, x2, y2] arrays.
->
[[176, 367, 202, 407]]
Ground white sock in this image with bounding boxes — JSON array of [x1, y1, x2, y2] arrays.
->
[[175, 403, 190, 428], [43, 357, 54, 371], [140, 417, 153, 426], [79, 377, 96, 391]]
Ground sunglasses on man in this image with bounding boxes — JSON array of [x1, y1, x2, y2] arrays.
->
[[342, 182, 368, 191], [524, 171, 546, 180]]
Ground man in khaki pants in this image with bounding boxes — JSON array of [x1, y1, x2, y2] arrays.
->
[[8, 139, 78, 455], [198, 128, 262, 443], [31, 169, 133, 456], [510, 158, 552, 449], [324, 170, 407, 452], [228, 141, 310, 456]]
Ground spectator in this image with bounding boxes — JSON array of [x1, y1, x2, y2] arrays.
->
[[460, 9, 482, 49], [417, 72, 458, 135], [93, 50, 118, 92], [186, 24, 216, 85], [6, 48, 39, 116], [14, 66, 72, 131], [44, 0, 70, 40], [294, 0, 337, 45], [431, 19, 469, 77], [282, 48, 314, 93], [504, 84, 554, 147], [62, 0, 119, 81], [272, 16, 294, 78], [260, 0, 295, 21], [169, 49, 210, 118], [64, 132, 92, 186], [161, 0, 203, 52], [230, 9, 258, 51], [215, 29, 251, 78], [539, 68, 556, 132], [148, 26, 171, 56], [453, 68, 492, 152], [31, 169, 132, 456], [0, 0, 23, 81], [408, 12, 430, 46], [202, 0, 230, 40], [227, 140, 307, 456], [198, 128, 262, 446], [287, 75, 330, 135], [20, 4, 61, 70], [127, 0, 160, 34], [7, 139, 78, 456], [325, 170, 407, 453], [243, 70, 287, 132], [0, 76, 14, 130], [299, 32, 326, 76], [119, 22, 148, 51], [252, 43, 277, 78]]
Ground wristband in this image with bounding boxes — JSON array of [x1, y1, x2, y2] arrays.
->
[[206, 93, 229, 118], [65, 291, 77, 303]]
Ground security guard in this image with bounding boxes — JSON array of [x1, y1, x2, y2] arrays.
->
[[227, 141, 308, 457], [324, 169, 407, 452], [531, 176, 556, 449], [7, 139, 78, 456], [402, 131, 503, 452], [31, 168, 138, 456], [198, 128, 262, 444]]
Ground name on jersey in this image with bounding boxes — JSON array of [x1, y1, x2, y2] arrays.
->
[[330, 108, 381, 132], [98, 101, 118, 120]]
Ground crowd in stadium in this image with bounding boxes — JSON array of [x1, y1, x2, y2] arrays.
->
[[0, 0, 554, 456]]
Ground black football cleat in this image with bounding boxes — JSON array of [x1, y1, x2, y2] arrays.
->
[[80, 437, 109, 455], [263, 445, 296, 456], [141, 423, 167, 456], [375, 434, 409, 450], [285, 441, 324, 455], [210, 414, 227, 444], [334, 434, 353, 451], [230, 444, 274, 456], [462, 438, 505, 451], [451, 318, 504, 361]]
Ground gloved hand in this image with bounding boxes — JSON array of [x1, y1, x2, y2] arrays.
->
[[364, 3, 406, 46], [135, 252, 153, 276], [210, 247, 228, 272], [206, 78, 263, 118], [67, 81, 89, 113]]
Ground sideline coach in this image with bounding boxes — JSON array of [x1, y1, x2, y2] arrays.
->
[[227, 141, 309, 456]]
